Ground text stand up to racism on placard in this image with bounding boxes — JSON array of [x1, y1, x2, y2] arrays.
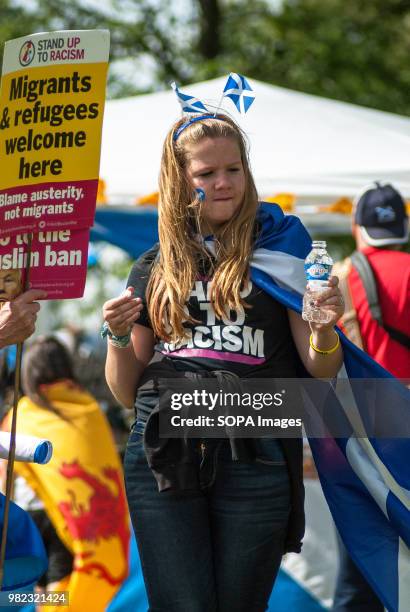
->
[[0, 29, 110, 588]]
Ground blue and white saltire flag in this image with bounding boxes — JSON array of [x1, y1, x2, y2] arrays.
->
[[222, 72, 255, 113], [171, 82, 208, 114], [249, 202, 410, 612]]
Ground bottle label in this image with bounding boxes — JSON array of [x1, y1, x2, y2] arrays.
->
[[305, 263, 332, 281]]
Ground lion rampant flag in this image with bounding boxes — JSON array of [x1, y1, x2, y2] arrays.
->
[[6, 381, 130, 611]]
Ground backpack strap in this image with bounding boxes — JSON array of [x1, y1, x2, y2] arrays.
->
[[332, 258, 364, 350], [350, 251, 410, 350], [350, 251, 383, 325]]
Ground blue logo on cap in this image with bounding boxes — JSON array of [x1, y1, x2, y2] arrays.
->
[[375, 206, 396, 223]]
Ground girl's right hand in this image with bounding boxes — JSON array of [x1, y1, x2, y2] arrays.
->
[[102, 286, 144, 337]]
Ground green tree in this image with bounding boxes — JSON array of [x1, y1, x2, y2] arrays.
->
[[0, 0, 409, 114], [18, 0, 197, 96], [0, 0, 42, 62], [216, 0, 410, 115]]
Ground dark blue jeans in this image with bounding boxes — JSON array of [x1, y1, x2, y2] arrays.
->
[[124, 428, 291, 612]]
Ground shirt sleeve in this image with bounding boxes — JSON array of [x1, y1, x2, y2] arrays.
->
[[126, 244, 159, 329]]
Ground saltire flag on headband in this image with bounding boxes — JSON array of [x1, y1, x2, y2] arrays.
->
[[222, 72, 255, 113], [248, 202, 410, 612], [171, 82, 208, 113]]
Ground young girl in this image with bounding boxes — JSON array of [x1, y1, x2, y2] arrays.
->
[[103, 113, 344, 611]]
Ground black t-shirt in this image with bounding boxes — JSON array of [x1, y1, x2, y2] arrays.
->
[[127, 243, 300, 377]]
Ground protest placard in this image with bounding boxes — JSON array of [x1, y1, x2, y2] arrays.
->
[[0, 30, 110, 237], [0, 229, 90, 300]]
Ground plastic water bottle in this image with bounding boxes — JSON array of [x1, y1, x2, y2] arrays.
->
[[302, 240, 333, 324]]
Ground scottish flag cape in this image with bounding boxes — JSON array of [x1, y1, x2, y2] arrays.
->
[[250, 202, 410, 612]]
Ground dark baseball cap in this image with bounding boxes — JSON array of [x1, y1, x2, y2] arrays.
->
[[354, 182, 409, 246]]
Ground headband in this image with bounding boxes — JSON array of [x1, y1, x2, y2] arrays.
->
[[173, 114, 228, 141]]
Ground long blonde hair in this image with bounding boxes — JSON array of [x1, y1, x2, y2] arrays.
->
[[147, 114, 259, 343]]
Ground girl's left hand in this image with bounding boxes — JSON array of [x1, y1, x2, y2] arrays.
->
[[309, 276, 345, 332]]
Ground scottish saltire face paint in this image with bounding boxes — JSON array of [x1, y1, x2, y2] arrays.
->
[[195, 188, 205, 202]]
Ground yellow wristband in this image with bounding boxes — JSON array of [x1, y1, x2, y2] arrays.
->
[[309, 331, 340, 355]]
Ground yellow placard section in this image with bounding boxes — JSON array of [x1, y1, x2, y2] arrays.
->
[[0, 62, 108, 189]]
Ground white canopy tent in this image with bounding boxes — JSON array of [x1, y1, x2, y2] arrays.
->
[[99, 77, 410, 232]]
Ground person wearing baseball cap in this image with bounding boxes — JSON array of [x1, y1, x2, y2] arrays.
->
[[354, 182, 409, 247], [332, 182, 409, 612]]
